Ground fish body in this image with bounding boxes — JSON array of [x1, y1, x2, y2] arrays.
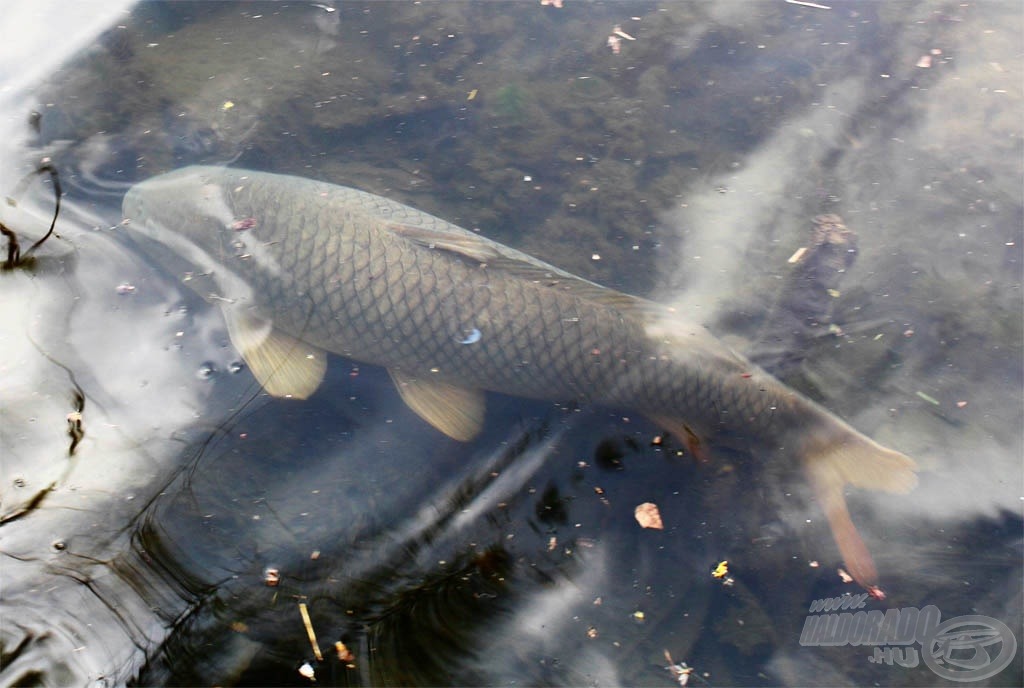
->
[[123, 166, 917, 591]]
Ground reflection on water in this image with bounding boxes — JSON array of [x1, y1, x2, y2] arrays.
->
[[1, 1, 1021, 686]]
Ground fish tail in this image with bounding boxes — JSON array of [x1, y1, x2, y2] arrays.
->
[[801, 424, 918, 594]]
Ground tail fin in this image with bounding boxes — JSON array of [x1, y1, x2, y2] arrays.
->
[[802, 429, 918, 595]]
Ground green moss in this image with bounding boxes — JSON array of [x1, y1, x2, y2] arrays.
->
[[491, 83, 528, 124]]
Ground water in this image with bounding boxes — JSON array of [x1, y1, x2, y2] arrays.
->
[[1, 1, 1021, 686]]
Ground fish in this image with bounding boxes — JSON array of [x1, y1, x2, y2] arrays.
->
[[122, 166, 918, 594]]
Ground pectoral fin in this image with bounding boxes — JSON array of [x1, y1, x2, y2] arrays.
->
[[223, 307, 327, 399], [388, 369, 485, 441]]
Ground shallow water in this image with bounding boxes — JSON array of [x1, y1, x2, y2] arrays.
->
[[1, 1, 1021, 686]]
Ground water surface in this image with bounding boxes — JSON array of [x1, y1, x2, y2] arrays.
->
[[1, 2, 1021, 686]]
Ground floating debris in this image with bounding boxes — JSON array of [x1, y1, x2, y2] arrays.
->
[[335, 640, 355, 663], [115, 283, 136, 294], [664, 650, 695, 687], [231, 217, 257, 231], [263, 567, 280, 586], [458, 328, 481, 344], [299, 602, 324, 661], [2, 162, 62, 269], [66, 410, 84, 454], [711, 560, 729, 579], [634, 502, 664, 530], [837, 568, 854, 583], [915, 390, 940, 406], [298, 661, 316, 681], [612, 25, 636, 41], [785, 0, 831, 8]]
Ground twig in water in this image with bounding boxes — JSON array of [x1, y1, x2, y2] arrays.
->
[[2, 162, 63, 269]]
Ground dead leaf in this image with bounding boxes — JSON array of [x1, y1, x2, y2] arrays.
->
[[335, 641, 355, 663], [634, 502, 664, 530]]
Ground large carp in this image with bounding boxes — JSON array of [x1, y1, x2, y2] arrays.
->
[[122, 166, 917, 594]]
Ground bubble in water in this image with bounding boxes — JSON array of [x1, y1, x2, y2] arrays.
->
[[228, 360, 245, 374], [196, 362, 218, 380]]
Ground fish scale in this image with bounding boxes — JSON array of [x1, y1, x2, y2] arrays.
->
[[124, 166, 919, 594]]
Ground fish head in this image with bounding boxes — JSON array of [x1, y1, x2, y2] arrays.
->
[[123, 165, 235, 261], [122, 166, 262, 304]]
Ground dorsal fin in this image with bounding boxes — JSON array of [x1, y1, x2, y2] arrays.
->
[[382, 220, 676, 321], [383, 222, 503, 263]]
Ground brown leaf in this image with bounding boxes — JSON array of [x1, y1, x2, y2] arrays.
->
[[634, 502, 664, 530], [335, 641, 355, 663]]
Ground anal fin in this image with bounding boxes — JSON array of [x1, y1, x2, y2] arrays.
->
[[223, 307, 327, 399], [389, 369, 485, 441]]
